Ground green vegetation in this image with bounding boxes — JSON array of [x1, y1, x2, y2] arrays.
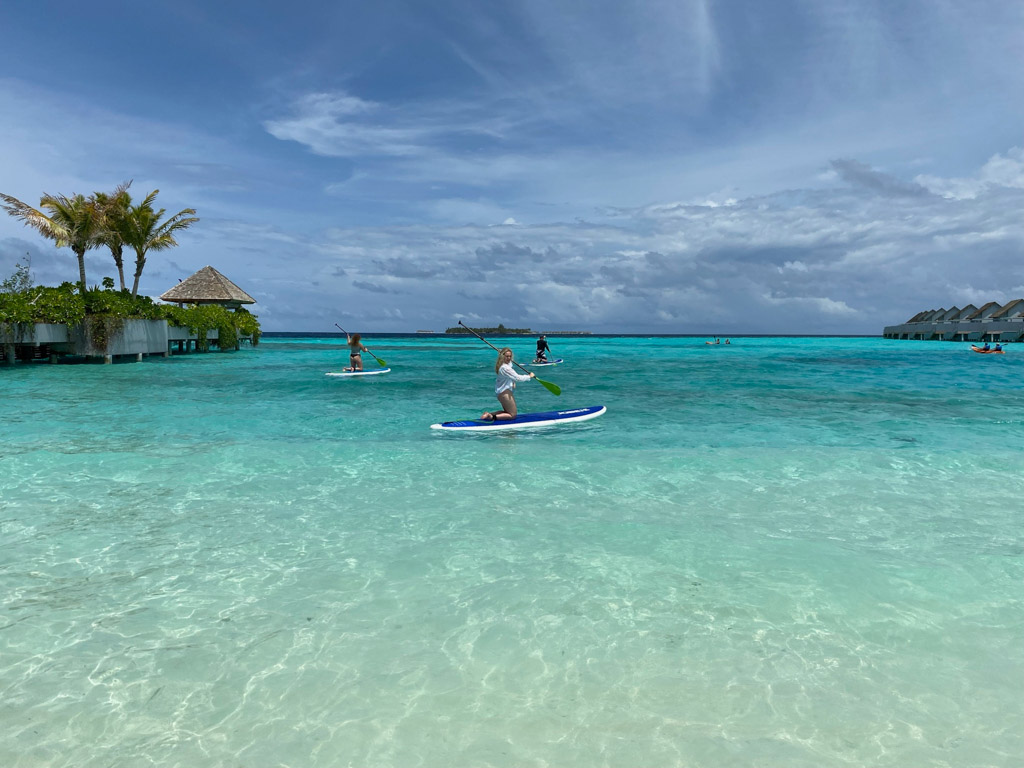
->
[[161, 304, 262, 350], [1, 258, 260, 352], [0, 184, 254, 355], [445, 323, 533, 334], [0, 257, 83, 327], [0, 255, 32, 294], [0, 282, 85, 328]]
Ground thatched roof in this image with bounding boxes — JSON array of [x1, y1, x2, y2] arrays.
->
[[160, 266, 255, 307]]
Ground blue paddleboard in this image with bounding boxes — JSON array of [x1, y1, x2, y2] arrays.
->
[[326, 368, 391, 377], [526, 358, 564, 366], [431, 405, 606, 431]]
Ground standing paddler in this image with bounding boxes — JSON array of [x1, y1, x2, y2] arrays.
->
[[535, 334, 551, 363]]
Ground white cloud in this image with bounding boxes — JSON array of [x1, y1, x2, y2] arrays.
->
[[916, 147, 1024, 199], [263, 89, 526, 161], [264, 92, 431, 157], [205, 153, 1018, 333], [762, 294, 857, 316]]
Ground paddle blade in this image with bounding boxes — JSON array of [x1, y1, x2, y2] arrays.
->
[[373, 356, 387, 367], [536, 377, 561, 396]]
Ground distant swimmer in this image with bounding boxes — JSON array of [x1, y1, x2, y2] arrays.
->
[[535, 334, 551, 363], [725, 339, 731, 345], [482, 347, 535, 421]]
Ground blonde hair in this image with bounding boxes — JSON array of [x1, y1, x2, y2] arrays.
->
[[495, 347, 512, 373]]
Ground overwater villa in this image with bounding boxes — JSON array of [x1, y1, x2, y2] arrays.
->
[[883, 299, 1024, 341], [2, 265, 258, 364]]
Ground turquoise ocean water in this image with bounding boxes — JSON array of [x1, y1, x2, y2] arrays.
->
[[2, 335, 1022, 767]]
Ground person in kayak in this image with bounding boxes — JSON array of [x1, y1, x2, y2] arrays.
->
[[535, 334, 551, 362], [482, 347, 535, 421], [344, 332, 369, 371]]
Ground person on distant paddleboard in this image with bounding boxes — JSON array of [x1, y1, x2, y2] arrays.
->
[[535, 334, 551, 362], [344, 333, 369, 371], [482, 347, 535, 421]]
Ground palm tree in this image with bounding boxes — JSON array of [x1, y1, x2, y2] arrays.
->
[[92, 182, 133, 291], [0, 191, 102, 293], [119, 190, 199, 298]]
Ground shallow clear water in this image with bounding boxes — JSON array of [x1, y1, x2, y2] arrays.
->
[[2, 336, 1022, 767]]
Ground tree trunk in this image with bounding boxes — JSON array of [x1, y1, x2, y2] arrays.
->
[[112, 245, 126, 290], [131, 255, 145, 298], [74, 246, 87, 294]]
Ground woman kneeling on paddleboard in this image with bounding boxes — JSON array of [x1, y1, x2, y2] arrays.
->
[[345, 333, 368, 371], [482, 347, 535, 421]]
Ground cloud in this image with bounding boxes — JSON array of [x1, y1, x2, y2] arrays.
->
[[370, 256, 443, 279], [260, 153, 1023, 333], [916, 147, 1024, 199], [352, 280, 404, 294], [474, 242, 550, 269], [831, 159, 931, 198], [263, 90, 515, 160], [763, 294, 857, 316]]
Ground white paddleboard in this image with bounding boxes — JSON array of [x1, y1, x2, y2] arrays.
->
[[326, 368, 391, 377], [526, 358, 564, 367]]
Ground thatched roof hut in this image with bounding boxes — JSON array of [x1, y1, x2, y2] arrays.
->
[[160, 266, 255, 309]]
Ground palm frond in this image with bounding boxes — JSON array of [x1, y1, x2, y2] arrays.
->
[[0, 192, 70, 243], [140, 189, 160, 209]]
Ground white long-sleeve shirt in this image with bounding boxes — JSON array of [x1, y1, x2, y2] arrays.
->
[[495, 362, 532, 394]]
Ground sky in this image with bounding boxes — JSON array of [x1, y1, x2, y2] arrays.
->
[[1, 0, 1023, 334]]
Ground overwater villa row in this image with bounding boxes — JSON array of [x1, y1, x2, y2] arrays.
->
[[882, 300, 1024, 341]]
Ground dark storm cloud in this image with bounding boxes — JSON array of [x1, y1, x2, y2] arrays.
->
[[371, 256, 443, 279], [474, 242, 551, 270], [352, 280, 403, 294], [831, 159, 932, 198]]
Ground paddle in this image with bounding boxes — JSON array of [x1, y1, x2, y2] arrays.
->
[[334, 323, 387, 367], [458, 320, 561, 396]]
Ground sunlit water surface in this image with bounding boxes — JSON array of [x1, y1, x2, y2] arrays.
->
[[2, 336, 1022, 767]]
